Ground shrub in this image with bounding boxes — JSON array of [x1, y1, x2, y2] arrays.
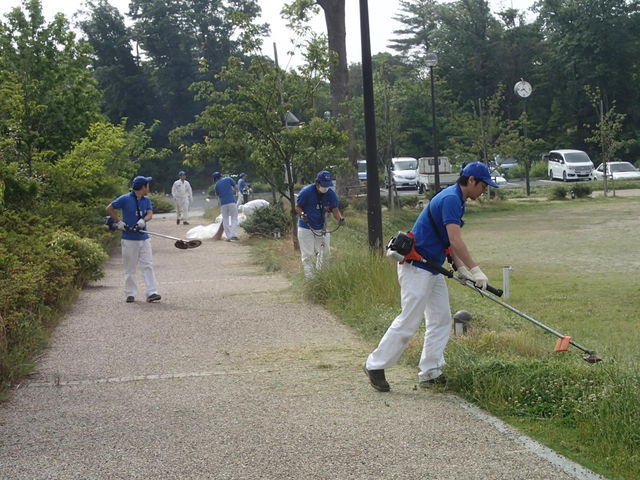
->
[[549, 185, 568, 200], [506, 165, 524, 179], [530, 161, 548, 178], [50, 231, 108, 284], [571, 182, 592, 198], [242, 204, 290, 237], [148, 192, 174, 213]]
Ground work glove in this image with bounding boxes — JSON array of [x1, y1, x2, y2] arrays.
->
[[456, 265, 473, 281], [116, 220, 126, 231], [338, 217, 346, 226], [469, 266, 489, 290], [136, 218, 146, 229], [301, 213, 309, 224]]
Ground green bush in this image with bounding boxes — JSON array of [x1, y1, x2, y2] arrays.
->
[[242, 204, 290, 237], [571, 182, 592, 198], [506, 165, 524, 179], [50, 231, 108, 284], [148, 192, 174, 213], [530, 161, 548, 178], [0, 211, 80, 386], [549, 185, 568, 200]]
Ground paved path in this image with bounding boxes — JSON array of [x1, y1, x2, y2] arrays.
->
[[0, 217, 606, 479]]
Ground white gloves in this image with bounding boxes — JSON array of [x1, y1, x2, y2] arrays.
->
[[116, 221, 126, 231], [456, 265, 473, 281], [136, 218, 146, 229], [470, 266, 488, 290]]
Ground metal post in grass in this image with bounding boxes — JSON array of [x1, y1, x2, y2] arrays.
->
[[359, 0, 383, 251]]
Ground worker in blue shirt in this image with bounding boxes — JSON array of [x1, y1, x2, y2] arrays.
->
[[295, 170, 345, 278], [106, 176, 161, 303], [212, 171, 239, 241], [364, 162, 498, 392], [236, 173, 250, 206]]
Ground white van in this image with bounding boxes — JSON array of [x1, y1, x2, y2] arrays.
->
[[545, 150, 594, 181], [384, 157, 417, 189]]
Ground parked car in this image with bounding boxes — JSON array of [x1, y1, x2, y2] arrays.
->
[[490, 169, 507, 186], [384, 157, 418, 189], [591, 161, 640, 181], [544, 149, 594, 181], [494, 156, 519, 172], [357, 159, 367, 182]]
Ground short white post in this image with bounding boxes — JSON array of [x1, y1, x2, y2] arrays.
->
[[502, 266, 512, 299]]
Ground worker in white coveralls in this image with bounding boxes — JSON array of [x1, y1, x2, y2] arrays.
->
[[364, 162, 499, 392], [106, 176, 161, 304], [171, 170, 193, 225], [295, 170, 345, 278]]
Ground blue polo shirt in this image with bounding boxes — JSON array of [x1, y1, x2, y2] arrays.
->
[[411, 183, 464, 274], [111, 192, 152, 240], [238, 178, 247, 192], [215, 177, 237, 205], [296, 184, 339, 230]]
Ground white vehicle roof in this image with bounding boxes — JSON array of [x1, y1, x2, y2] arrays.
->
[[392, 156, 417, 162], [550, 149, 587, 154]]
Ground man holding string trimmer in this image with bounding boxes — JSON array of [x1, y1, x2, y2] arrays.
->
[[364, 162, 499, 392], [106, 175, 161, 304]]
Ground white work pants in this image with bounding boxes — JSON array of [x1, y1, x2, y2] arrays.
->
[[220, 203, 238, 239], [366, 262, 452, 382], [298, 227, 330, 278], [122, 239, 158, 298], [175, 196, 190, 222]]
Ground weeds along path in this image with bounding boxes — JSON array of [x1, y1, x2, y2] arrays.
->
[[0, 217, 604, 479]]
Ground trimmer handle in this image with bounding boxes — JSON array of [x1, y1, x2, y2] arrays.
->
[[485, 284, 504, 297]]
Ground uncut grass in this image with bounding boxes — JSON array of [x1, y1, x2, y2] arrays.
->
[[297, 197, 640, 480]]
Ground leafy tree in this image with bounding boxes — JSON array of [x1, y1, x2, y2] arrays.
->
[[283, 0, 358, 193], [0, 0, 102, 172], [128, 0, 265, 133], [584, 86, 627, 197], [172, 56, 347, 250], [536, 0, 640, 152], [78, 0, 157, 127]]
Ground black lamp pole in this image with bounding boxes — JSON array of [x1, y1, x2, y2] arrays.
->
[[426, 53, 440, 192], [359, 0, 383, 250]]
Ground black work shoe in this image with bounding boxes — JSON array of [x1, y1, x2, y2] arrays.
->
[[182, 221, 189, 225], [146, 293, 161, 303], [176, 219, 180, 225], [419, 374, 447, 389], [363, 364, 390, 392], [126, 296, 135, 303]]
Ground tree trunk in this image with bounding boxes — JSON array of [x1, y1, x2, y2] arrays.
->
[[317, 0, 359, 197]]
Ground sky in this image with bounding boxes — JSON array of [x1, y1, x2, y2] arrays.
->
[[0, 0, 535, 68]]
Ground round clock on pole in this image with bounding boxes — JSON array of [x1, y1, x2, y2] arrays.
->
[[514, 79, 532, 98]]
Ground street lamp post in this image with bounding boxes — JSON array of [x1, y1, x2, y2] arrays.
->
[[425, 53, 440, 192]]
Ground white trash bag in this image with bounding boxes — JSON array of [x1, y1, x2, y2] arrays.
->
[[239, 199, 270, 217]]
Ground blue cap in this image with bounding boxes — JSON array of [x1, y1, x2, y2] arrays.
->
[[178, 171, 186, 176], [239, 173, 247, 178], [212, 171, 222, 180], [315, 170, 333, 187], [132, 176, 152, 189], [461, 162, 499, 188]]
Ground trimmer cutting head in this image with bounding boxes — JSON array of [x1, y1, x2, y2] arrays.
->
[[174, 239, 202, 249], [583, 352, 603, 363]]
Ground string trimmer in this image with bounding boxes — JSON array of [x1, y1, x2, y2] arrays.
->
[[104, 217, 202, 249], [386, 231, 602, 363]]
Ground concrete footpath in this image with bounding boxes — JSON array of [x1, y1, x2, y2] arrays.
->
[[0, 217, 606, 480]]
